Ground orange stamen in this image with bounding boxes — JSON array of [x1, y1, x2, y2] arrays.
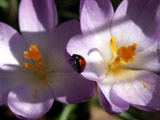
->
[[110, 38, 137, 66], [117, 43, 137, 64], [23, 62, 36, 72], [23, 45, 43, 72]]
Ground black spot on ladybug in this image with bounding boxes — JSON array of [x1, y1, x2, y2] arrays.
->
[[71, 54, 86, 73]]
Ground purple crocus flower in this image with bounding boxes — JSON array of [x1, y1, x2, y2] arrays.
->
[[0, 0, 95, 119], [66, 0, 160, 114]]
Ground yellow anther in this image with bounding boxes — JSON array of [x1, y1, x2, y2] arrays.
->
[[23, 44, 43, 72], [110, 37, 117, 57], [23, 62, 36, 72]]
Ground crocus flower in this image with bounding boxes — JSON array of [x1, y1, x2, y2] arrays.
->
[[66, 0, 160, 114], [0, 0, 95, 119]]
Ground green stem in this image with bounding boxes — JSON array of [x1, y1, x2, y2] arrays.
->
[[117, 112, 140, 120], [59, 104, 77, 120]]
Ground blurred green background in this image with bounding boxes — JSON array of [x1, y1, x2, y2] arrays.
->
[[0, 0, 160, 120]]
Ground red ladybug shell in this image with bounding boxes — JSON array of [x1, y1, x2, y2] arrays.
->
[[71, 54, 86, 73], [79, 57, 86, 72]]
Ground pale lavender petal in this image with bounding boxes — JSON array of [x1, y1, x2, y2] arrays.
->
[[67, 0, 114, 81], [0, 22, 28, 70], [19, 0, 57, 54], [111, 0, 160, 51], [8, 84, 54, 120], [80, 0, 114, 34], [97, 83, 129, 114], [0, 66, 37, 106], [112, 70, 160, 109], [67, 34, 111, 81], [80, 0, 85, 13], [47, 20, 95, 104], [0, 70, 26, 105], [49, 72, 95, 104], [50, 20, 81, 53], [19, 0, 57, 33], [48, 20, 81, 72], [132, 104, 160, 112]]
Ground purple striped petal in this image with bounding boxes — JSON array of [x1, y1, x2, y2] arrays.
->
[[19, 0, 57, 54], [8, 84, 54, 120], [0, 22, 28, 70], [111, 0, 160, 51], [19, 0, 57, 33], [80, 0, 114, 34], [97, 85, 129, 114], [50, 72, 95, 104], [132, 104, 160, 112], [0, 70, 27, 105], [112, 70, 160, 109], [67, 34, 110, 81], [48, 20, 81, 72]]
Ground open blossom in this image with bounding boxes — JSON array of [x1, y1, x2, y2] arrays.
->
[[0, 0, 95, 119], [67, 0, 160, 114]]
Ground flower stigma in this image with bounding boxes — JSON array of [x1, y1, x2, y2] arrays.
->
[[107, 37, 137, 77], [23, 45, 47, 81], [109, 37, 137, 67]]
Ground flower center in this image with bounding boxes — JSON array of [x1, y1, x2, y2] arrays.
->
[[23, 45, 47, 80], [109, 37, 137, 71]]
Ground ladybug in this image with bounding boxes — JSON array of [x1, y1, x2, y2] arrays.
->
[[71, 54, 86, 73]]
